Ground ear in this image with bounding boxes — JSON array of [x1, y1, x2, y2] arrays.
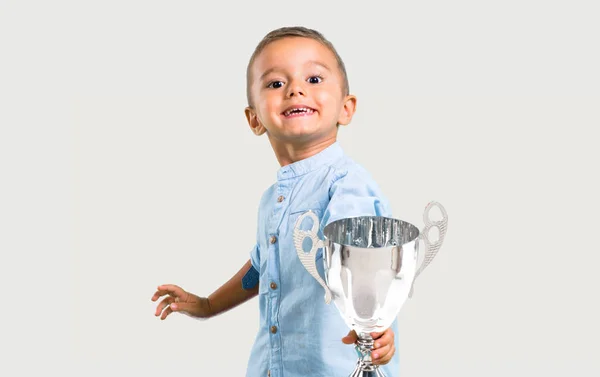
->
[[245, 106, 266, 136], [337, 94, 357, 126]]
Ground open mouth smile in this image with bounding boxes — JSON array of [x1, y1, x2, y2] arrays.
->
[[282, 106, 316, 118]]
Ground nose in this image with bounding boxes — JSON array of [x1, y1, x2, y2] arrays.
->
[[286, 78, 305, 98]]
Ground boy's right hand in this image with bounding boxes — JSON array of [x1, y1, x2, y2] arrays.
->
[[151, 284, 212, 320]]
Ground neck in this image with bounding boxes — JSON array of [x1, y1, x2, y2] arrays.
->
[[269, 136, 337, 167]]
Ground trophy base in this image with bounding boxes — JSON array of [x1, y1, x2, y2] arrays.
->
[[349, 336, 387, 377], [349, 360, 386, 377]]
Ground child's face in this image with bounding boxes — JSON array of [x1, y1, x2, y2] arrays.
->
[[245, 37, 356, 146]]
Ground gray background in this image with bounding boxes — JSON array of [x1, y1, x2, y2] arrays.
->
[[2, 0, 598, 376]]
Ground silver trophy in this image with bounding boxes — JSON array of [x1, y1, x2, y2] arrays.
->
[[293, 201, 448, 377]]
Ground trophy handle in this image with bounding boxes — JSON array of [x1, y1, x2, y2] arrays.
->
[[409, 201, 448, 298], [293, 211, 333, 304]]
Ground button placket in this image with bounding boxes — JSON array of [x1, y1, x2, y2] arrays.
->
[[267, 180, 291, 371]]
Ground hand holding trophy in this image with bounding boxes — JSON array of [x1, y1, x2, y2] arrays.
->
[[293, 201, 448, 377]]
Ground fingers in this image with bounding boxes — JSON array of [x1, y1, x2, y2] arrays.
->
[[152, 284, 187, 320], [371, 329, 395, 365], [155, 296, 175, 318], [160, 304, 174, 320], [151, 284, 185, 302], [341, 329, 358, 344], [370, 331, 384, 339], [372, 342, 394, 364], [340, 328, 396, 364]]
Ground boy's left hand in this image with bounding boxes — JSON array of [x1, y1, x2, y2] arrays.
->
[[342, 328, 395, 365]]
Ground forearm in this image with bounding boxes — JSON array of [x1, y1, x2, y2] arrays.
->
[[206, 259, 258, 317]]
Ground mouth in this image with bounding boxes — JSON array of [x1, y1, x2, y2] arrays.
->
[[281, 106, 316, 118]]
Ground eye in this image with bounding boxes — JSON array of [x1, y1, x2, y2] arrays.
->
[[308, 76, 323, 84], [267, 81, 284, 89]]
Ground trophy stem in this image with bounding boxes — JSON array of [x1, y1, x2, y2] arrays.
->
[[349, 333, 386, 377]]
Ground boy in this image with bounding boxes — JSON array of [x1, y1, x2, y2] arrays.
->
[[151, 26, 400, 377]]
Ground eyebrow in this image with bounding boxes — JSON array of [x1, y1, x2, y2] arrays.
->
[[258, 60, 332, 81]]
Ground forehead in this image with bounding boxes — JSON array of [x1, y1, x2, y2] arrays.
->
[[252, 37, 338, 75]]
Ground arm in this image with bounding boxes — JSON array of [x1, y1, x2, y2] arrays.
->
[[152, 259, 258, 320], [206, 259, 259, 317]]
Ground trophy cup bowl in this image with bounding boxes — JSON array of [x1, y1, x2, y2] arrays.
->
[[293, 202, 448, 377]]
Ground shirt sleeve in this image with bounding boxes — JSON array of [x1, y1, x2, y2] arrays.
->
[[242, 243, 260, 290], [322, 167, 393, 228], [249, 242, 260, 271]]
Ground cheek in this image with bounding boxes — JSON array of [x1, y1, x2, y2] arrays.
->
[[313, 90, 337, 110], [257, 94, 280, 116], [315, 92, 342, 119], [264, 93, 282, 113]]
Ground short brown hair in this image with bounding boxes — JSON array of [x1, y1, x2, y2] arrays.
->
[[246, 26, 350, 107]]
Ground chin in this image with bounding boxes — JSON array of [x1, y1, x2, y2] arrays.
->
[[279, 122, 317, 135]]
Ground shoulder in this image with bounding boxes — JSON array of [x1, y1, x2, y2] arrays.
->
[[323, 155, 392, 225], [258, 183, 277, 205], [328, 155, 383, 195], [252, 182, 277, 219]]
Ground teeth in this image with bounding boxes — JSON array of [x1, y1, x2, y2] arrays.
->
[[284, 107, 313, 116]]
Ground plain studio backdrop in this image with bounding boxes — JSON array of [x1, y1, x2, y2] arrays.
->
[[1, 1, 598, 376]]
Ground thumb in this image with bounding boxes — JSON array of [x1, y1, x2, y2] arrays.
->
[[341, 329, 358, 344], [170, 302, 192, 314], [170, 300, 207, 319]]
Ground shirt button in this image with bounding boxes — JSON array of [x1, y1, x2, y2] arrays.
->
[[270, 325, 278, 334], [277, 195, 284, 203], [270, 235, 277, 244], [270, 282, 277, 289]]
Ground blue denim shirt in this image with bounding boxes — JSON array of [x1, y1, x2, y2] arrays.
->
[[244, 142, 400, 377]]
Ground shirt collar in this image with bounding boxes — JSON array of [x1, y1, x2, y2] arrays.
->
[[277, 142, 344, 181]]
